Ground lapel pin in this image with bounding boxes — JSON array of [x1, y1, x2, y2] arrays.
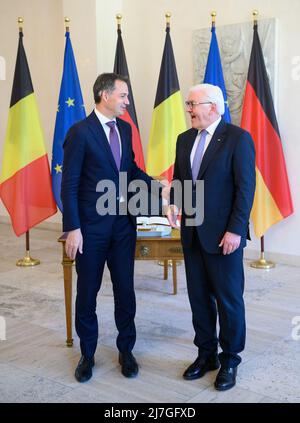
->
[[217, 138, 222, 142]]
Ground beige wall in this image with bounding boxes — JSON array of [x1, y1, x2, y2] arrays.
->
[[62, 0, 97, 111], [0, 0, 299, 260]]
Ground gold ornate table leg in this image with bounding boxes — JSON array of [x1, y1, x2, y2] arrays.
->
[[163, 260, 168, 279], [172, 260, 177, 295], [62, 245, 74, 347]]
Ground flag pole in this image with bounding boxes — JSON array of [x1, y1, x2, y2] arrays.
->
[[18, 16, 23, 32], [249, 10, 275, 270], [14, 18, 40, 267], [16, 231, 40, 266], [65, 16, 70, 32], [157, 12, 182, 275], [116, 13, 122, 29], [251, 236, 275, 269], [211, 10, 216, 27], [165, 11, 171, 28], [252, 9, 258, 25]]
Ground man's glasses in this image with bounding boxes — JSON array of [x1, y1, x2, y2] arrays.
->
[[185, 101, 213, 108]]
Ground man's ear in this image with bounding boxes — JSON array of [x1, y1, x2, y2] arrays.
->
[[102, 90, 108, 102], [210, 103, 218, 116]]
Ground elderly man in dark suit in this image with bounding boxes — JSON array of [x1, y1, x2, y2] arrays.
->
[[166, 83, 255, 391], [61, 73, 161, 383]]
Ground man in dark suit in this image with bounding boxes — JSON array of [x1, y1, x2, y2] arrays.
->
[[61, 73, 162, 383], [166, 83, 256, 391]]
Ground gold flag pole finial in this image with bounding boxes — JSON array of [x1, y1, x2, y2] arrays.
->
[[65, 17, 70, 32], [165, 12, 171, 28], [18, 17, 23, 33], [116, 13, 122, 30], [253, 10, 259, 26], [211, 11, 216, 27]]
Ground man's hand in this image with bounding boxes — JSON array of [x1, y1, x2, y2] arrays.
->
[[66, 228, 83, 260], [160, 178, 169, 187], [166, 204, 180, 229], [219, 231, 241, 255], [162, 183, 171, 202]]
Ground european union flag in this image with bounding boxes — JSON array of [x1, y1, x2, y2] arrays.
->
[[51, 31, 85, 211], [203, 26, 231, 123]]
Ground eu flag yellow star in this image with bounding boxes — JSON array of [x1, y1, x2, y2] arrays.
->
[[54, 164, 62, 173], [65, 97, 75, 107]]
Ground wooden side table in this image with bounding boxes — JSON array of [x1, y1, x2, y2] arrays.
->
[[58, 229, 183, 347], [135, 229, 183, 295], [58, 232, 74, 347]]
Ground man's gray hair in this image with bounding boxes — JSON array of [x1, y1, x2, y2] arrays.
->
[[189, 83, 225, 115]]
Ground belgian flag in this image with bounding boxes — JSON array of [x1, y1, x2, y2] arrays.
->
[[146, 22, 186, 182], [241, 22, 293, 238], [114, 25, 145, 171], [0, 30, 57, 236]]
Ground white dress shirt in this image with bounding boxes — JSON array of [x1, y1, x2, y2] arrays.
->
[[94, 108, 122, 157], [190, 116, 221, 167], [94, 108, 124, 202]]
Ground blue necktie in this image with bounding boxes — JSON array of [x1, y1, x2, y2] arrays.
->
[[106, 121, 121, 170], [192, 129, 207, 183]]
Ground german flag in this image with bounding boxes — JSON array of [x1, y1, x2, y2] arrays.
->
[[146, 23, 186, 182], [0, 30, 57, 236], [114, 26, 145, 171], [241, 22, 293, 238]]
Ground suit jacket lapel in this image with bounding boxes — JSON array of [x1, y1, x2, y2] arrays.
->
[[198, 119, 227, 179], [87, 111, 119, 174]]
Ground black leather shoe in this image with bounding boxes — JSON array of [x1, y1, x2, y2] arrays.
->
[[74, 356, 95, 383], [183, 354, 220, 380], [119, 352, 139, 378], [214, 366, 237, 391]]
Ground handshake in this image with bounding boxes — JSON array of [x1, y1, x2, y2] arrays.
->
[[160, 180, 180, 230]]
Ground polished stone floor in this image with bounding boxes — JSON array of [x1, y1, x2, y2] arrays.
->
[[0, 222, 299, 403]]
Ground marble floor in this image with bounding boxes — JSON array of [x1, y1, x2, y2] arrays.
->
[[0, 222, 299, 403]]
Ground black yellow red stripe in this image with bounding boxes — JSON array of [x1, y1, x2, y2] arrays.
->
[[241, 24, 293, 237]]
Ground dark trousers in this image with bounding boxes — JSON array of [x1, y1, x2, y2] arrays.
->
[[183, 231, 246, 368], [75, 215, 137, 359]]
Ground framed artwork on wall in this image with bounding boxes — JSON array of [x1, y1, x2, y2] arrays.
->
[[193, 18, 277, 125]]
